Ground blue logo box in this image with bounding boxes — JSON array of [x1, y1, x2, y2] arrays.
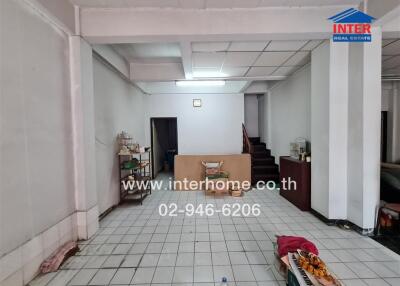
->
[[333, 34, 372, 42]]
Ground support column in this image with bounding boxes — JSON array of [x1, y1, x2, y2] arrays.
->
[[311, 40, 349, 220], [347, 28, 382, 231], [312, 30, 382, 231], [69, 36, 99, 239]]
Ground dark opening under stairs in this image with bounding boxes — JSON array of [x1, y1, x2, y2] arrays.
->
[[242, 124, 279, 185]]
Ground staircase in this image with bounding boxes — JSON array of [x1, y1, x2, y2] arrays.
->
[[242, 125, 279, 185]]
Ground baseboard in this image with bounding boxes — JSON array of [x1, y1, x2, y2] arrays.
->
[[99, 205, 117, 221], [310, 208, 374, 236]]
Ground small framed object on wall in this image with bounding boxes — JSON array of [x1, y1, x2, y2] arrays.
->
[[193, 99, 202, 107]]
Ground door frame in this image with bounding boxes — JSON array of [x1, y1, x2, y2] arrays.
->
[[150, 117, 178, 179]]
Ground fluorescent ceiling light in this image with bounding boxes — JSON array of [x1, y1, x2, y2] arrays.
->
[[175, 80, 225, 87]]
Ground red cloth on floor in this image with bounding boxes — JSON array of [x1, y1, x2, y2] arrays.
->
[[277, 235, 318, 257]]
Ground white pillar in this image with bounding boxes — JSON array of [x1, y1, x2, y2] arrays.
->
[[69, 36, 99, 239], [347, 27, 382, 230], [311, 40, 349, 220], [328, 41, 349, 219]]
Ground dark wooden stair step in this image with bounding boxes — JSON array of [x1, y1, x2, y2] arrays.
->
[[252, 150, 271, 158], [253, 144, 267, 152], [249, 137, 260, 144], [253, 157, 275, 165], [252, 165, 279, 174]]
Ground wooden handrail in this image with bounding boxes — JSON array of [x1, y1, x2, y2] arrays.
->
[[242, 124, 253, 154]]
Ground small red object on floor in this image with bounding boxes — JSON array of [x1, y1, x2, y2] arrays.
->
[[40, 241, 79, 273], [277, 235, 318, 257]]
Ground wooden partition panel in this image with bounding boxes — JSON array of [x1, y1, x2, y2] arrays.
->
[[174, 154, 251, 190]]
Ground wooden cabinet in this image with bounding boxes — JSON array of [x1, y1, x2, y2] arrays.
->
[[279, 156, 311, 211]]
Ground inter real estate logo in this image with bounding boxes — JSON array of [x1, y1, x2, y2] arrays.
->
[[328, 8, 375, 42]]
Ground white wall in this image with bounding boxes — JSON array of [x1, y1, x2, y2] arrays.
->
[[244, 95, 259, 137], [0, 0, 77, 284], [1, 0, 74, 256], [267, 65, 311, 163], [93, 57, 147, 214], [146, 93, 244, 155]]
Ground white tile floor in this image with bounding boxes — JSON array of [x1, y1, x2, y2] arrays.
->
[[29, 174, 400, 286]]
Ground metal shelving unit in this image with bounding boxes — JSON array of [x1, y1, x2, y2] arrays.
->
[[118, 149, 152, 205]]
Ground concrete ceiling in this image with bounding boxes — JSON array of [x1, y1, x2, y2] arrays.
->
[[382, 39, 400, 76], [111, 40, 322, 83], [70, 0, 362, 9], [112, 43, 181, 60], [73, 0, 399, 92]]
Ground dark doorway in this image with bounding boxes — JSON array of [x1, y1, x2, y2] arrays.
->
[[150, 118, 178, 179]]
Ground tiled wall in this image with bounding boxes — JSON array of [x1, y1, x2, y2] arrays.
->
[[0, 208, 99, 286]]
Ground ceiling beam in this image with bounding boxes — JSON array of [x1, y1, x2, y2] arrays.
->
[[180, 42, 193, 79], [129, 66, 287, 82], [130, 62, 185, 81], [362, 0, 400, 23], [240, 81, 254, 93], [79, 6, 354, 43], [242, 81, 269, 94]]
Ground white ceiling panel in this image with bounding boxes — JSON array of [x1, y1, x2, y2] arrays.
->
[[383, 67, 400, 75], [223, 52, 260, 66], [301, 40, 323, 51], [72, 0, 362, 8], [192, 67, 224, 77], [266, 40, 308, 51], [221, 66, 249, 77], [383, 55, 394, 61], [129, 0, 179, 8], [246, 67, 277, 77], [192, 52, 226, 68], [75, 0, 181, 8], [232, 0, 261, 8], [228, 41, 269, 52], [382, 39, 397, 47], [192, 42, 230, 52], [206, 0, 232, 8], [258, 0, 289, 6], [273, 66, 299, 76], [383, 40, 400, 56], [283, 51, 310, 66], [287, 0, 362, 5], [178, 0, 205, 9], [383, 55, 400, 70], [254, 51, 294, 66], [258, 0, 361, 7]]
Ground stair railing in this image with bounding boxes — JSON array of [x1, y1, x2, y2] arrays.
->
[[242, 124, 253, 154]]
